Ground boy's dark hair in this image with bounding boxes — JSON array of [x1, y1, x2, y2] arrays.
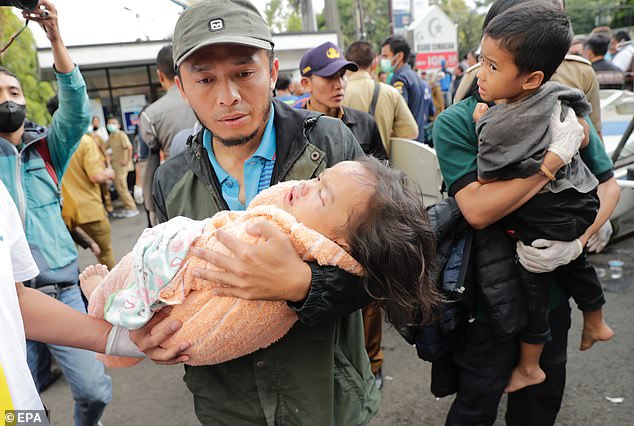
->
[[157, 45, 176, 80], [585, 33, 611, 57], [483, 0, 564, 31], [484, 1, 572, 82], [614, 30, 631, 43], [381, 35, 411, 63], [275, 74, 291, 91], [345, 40, 375, 69], [345, 156, 440, 330]]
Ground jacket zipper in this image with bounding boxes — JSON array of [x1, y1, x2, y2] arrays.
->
[[197, 143, 230, 211], [274, 115, 320, 181]]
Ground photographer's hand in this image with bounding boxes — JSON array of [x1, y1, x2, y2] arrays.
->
[[22, 1, 73, 73]]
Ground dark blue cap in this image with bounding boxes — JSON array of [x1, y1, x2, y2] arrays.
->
[[299, 42, 358, 77]]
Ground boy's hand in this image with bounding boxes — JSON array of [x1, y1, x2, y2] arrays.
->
[[472, 103, 489, 122]]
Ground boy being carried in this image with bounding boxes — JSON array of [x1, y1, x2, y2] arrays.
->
[[472, 1, 614, 393]]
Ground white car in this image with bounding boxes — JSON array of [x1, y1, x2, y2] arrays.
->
[[600, 89, 634, 220]]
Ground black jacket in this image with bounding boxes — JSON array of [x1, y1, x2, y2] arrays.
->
[[409, 198, 526, 346], [342, 106, 387, 160]]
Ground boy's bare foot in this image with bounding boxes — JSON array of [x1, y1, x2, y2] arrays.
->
[[580, 320, 614, 351], [79, 264, 109, 298], [505, 365, 546, 393]]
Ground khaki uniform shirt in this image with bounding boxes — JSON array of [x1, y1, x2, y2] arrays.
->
[[108, 130, 134, 173], [343, 70, 418, 152], [454, 55, 602, 133], [61, 135, 107, 226]]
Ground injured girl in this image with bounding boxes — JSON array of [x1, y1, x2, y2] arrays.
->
[[80, 157, 439, 367]]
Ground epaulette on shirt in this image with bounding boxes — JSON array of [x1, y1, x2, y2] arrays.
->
[[465, 62, 481, 73], [564, 54, 592, 66]]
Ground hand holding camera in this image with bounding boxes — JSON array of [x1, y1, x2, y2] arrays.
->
[[21, 0, 59, 43]]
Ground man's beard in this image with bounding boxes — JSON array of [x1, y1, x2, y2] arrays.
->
[[201, 99, 272, 148]]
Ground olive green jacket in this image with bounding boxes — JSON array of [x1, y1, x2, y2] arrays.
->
[[152, 100, 380, 425]]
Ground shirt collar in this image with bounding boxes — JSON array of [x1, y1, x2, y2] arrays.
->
[[347, 70, 372, 81], [252, 103, 276, 161], [202, 103, 276, 183]]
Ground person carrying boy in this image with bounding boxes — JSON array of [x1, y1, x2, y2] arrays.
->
[[433, 1, 620, 424], [151, 0, 380, 424], [472, 2, 614, 393]]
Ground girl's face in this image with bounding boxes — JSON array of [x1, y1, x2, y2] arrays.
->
[[280, 161, 374, 248]]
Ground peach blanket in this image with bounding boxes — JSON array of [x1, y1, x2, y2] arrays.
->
[[87, 182, 363, 367]]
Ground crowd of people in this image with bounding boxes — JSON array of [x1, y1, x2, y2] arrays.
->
[[0, 0, 624, 425]]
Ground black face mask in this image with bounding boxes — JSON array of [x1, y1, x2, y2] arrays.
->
[[0, 100, 26, 133]]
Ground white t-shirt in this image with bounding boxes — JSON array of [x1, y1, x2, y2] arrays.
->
[[0, 180, 43, 411], [612, 44, 634, 73]]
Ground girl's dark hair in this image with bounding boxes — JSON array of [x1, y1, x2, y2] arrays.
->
[[346, 157, 440, 331]]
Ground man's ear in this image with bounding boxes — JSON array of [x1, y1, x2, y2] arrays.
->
[[301, 76, 312, 93], [522, 70, 544, 91], [174, 75, 191, 107], [270, 57, 280, 91], [395, 51, 404, 66], [157, 69, 166, 85]]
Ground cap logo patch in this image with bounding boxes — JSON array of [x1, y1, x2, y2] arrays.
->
[[302, 66, 312, 75], [326, 47, 340, 59], [209, 18, 224, 32]]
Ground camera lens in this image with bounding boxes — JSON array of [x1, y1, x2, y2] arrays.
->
[[0, 0, 39, 10]]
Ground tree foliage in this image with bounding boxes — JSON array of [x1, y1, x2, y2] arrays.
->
[[0, 10, 54, 126], [606, 0, 634, 29], [264, 0, 304, 33], [316, 0, 390, 50], [437, 0, 484, 58], [567, 0, 622, 34]]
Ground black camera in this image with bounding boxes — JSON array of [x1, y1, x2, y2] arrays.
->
[[0, 0, 38, 10]]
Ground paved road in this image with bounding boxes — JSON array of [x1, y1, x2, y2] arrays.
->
[[41, 210, 633, 425]]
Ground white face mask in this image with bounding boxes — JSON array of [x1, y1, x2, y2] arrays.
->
[[106, 124, 119, 133]]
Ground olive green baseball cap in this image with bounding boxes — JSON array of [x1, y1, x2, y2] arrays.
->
[[172, 0, 274, 67]]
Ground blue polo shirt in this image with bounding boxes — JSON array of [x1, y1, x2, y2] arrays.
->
[[203, 104, 276, 211], [392, 64, 435, 144]]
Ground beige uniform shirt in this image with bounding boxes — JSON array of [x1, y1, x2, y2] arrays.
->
[[343, 70, 418, 153], [61, 135, 108, 226], [108, 130, 134, 173], [454, 55, 602, 133]]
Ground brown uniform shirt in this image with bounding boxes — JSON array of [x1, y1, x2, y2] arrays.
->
[[343, 70, 418, 153], [454, 55, 602, 133], [61, 135, 108, 226], [108, 130, 134, 173]]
